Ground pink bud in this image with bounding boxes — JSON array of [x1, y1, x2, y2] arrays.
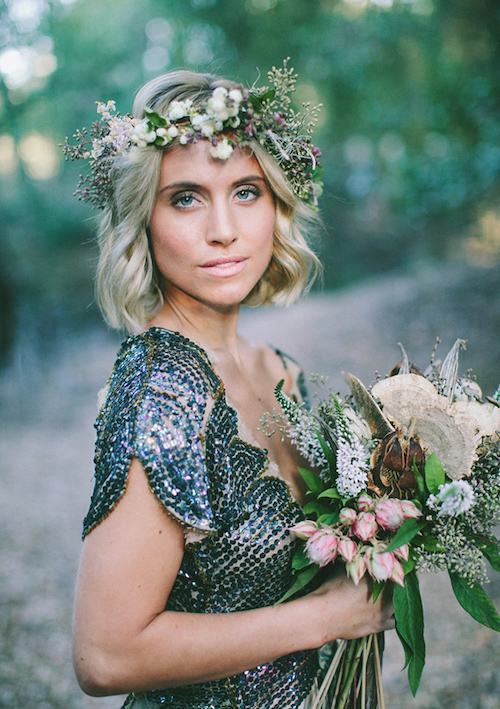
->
[[339, 507, 357, 526], [400, 500, 422, 520], [375, 498, 405, 531], [353, 512, 379, 541], [390, 558, 405, 586], [346, 553, 366, 585], [364, 547, 395, 582], [394, 543, 409, 562], [305, 529, 338, 567], [290, 520, 319, 540], [357, 494, 376, 512], [338, 537, 357, 563]]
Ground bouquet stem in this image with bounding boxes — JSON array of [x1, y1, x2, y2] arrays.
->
[[310, 634, 384, 709]]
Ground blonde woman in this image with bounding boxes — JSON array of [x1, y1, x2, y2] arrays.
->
[[68, 64, 394, 709]]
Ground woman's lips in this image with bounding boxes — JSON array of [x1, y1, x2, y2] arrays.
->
[[201, 256, 247, 277]]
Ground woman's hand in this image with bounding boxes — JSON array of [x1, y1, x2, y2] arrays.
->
[[307, 568, 395, 644]]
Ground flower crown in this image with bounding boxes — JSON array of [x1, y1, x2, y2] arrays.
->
[[62, 60, 323, 210]]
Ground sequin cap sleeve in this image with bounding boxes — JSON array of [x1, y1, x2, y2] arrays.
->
[[83, 329, 223, 538]]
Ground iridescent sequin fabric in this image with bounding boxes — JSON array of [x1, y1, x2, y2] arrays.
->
[[83, 327, 318, 709]]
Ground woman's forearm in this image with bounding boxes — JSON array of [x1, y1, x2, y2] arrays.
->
[[76, 592, 323, 696]]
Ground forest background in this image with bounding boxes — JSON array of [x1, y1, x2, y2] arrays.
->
[[1, 0, 500, 707]]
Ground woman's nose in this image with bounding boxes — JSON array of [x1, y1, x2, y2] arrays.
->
[[206, 200, 237, 246]]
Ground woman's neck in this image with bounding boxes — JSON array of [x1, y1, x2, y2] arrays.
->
[[148, 298, 243, 360]]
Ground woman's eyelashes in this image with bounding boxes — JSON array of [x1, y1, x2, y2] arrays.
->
[[234, 185, 261, 202], [171, 191, 198, 208], [170, 185, 262, 209]]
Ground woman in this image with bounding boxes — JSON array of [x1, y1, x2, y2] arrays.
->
[[69, 63, 394, 709]]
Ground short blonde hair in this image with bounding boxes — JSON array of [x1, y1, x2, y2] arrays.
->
[[96, 70, 322, 333]]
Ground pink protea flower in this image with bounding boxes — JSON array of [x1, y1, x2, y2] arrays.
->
[[400, 500, 422, 520], [390, 558, 405, 586], [394, 543, 409, 562], [364, 547, 395, 582], [357, 493, 376, 512], [346, 552, 366, 585], [353, 512, 379, 541], [305, 529, 338, 567], [289, 520, 319, 540], [339, 507, 357, 526], [375, 498, 405, 531], [338, 537, 357, 563]]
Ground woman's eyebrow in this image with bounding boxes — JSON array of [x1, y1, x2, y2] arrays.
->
[[159, 175, 266, 194]]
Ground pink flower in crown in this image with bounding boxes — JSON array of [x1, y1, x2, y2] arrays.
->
[[346, 552, 367, 585], [391, 558, 405, 586], [375, 498, 405, 531], [357, 494, 376, 512], [353, 512, 379, 541], [394, 543, 409, 562], [400, 500, 422, 520], [305, 528, 338, 567], [364, 547, 395, 582], [290, 520, 319, 540], [338, 537, 357, 563], [339, 507, 357, 527]]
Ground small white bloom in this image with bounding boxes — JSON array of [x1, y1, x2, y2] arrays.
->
[[336, 434, 369, 498], [200, 122, 215, 137], [210, 137, 233, 160], [167, 125, 179, 138], [179, 133, 189, 145], [168, 101, 189, 121], [229, 89, 243, 104], [212, 86, 228, 101], [191, 113, 206, 127], [156, 128, 167, 137], [144, 130, 157, 144], [428, 480, 475, 517]]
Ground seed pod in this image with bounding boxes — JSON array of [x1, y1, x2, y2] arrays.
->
[[368, 429, 423, 499]]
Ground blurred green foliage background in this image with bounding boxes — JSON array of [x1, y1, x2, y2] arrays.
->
[[1, 0, 499, 361]]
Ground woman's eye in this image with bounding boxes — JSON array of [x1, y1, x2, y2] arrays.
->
[[172, 193, 196, 208], [235, 186, 260, 201]]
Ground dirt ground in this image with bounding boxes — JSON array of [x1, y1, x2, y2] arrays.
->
[[1, 265, 499, 709]]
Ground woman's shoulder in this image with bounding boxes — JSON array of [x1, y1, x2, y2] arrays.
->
[[252, 341, 308, 404], [104, 327, 222, 407]]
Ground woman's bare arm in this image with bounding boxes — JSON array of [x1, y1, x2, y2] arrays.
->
[[73, 458, 394, 697]]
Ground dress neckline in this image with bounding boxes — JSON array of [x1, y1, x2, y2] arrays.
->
[[141, 326, 303, 509]]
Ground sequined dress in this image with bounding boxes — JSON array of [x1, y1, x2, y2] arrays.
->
[[83, 327, 319, 709]]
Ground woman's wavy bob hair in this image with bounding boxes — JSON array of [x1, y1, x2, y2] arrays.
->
[[96, 70, 322, 334]]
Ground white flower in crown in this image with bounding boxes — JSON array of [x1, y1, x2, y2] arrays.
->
[[210, 137, 233, 160], [167, 100, 192, 121]]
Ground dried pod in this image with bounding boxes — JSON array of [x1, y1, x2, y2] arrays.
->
[[369, 429, 423, 499]]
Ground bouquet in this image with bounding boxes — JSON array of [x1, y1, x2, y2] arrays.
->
[[265, 339, 500, 708]]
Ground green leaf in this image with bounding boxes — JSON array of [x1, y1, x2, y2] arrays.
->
[[274, 564, 320, 605], [298, 467, 324, 494], [316, 432, 336, 466], [318, 512, 339, 526], [144, 108, 167, 127], [372, 580, 385, 603], [292, 546, 312, 571], [474, 536, 500, 572], [385, 518, 424, 552], [449, 573, 500, 631], [302, 501, 332, 517], [417, 535, 444, 552], [424, 453, 446, 495], [260, 88, 276, 103], [318, 488, 342, 500], [394, 570, 425, 696], [413, 463, 426, 499]]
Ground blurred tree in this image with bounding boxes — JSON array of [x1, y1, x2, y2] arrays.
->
[[0, 0, 499, 355]]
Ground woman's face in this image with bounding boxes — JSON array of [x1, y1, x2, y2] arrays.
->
[[149, 140, 276, 313]]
